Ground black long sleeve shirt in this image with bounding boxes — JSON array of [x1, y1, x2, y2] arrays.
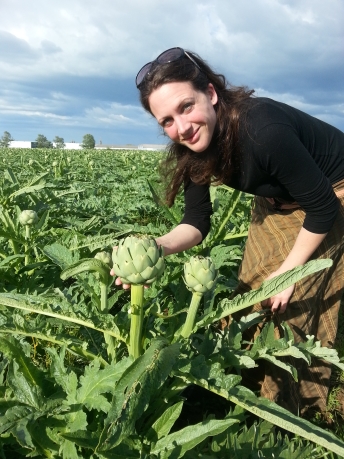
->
[[180, 97, 344, 238]]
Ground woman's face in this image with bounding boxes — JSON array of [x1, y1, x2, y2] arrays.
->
[[148, 81, 218, 153]]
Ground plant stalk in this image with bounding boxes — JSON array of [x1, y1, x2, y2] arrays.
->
[[24, 224, 31, 266], [180, 292, 203, 338], [99, 280, 116, 361], [100, 283, 108, 312], [130, 284, 145, 359]]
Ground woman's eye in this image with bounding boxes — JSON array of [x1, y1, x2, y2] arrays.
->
[[183, 103, 193, 112], [162, 119, 172, 128]]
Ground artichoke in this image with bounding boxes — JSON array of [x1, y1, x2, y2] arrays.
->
[[112, 236, 164, 285], [94, 251, 112, 267], [184, 256, 217, 293], [19, 210, 38, 226]]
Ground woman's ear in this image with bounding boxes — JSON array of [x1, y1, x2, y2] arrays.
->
[[207, 83, 218, 106]]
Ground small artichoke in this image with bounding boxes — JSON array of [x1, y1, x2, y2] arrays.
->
[[19, 210, 38, 226], [184, 256, 217, 293], [94, 251, 112, 267], [112, 236, 164, 285]]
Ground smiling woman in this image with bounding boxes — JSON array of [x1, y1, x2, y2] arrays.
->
[[113, 46, 344, 418], [148, 81, 218, 153]]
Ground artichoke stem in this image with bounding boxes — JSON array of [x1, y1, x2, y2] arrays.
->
[[180, 292, 203, 339], [24, 225, 31, 266], [100, 282, 108, 312], [130, 284, 144, 359]]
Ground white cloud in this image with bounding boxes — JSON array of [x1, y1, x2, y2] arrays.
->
[[0, 0, 343, 141]]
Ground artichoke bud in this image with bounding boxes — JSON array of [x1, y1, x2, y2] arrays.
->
[[112, 236, 164, 285], [19, 210, 38, 226], [94, 251, 112, 267], [183, 256, 217, 294]]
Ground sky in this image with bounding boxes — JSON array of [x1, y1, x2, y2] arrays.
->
[[0, 0, 343, 146]]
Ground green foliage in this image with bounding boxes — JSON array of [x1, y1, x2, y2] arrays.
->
[[35, 134, 53, 148], [0, 147, 343, 458], [81, 133, 96, 149], [0, 130, 14, 147], [53, 135, 66, 149]]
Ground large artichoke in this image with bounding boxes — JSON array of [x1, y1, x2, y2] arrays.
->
[[184, 256, 217, 293], [112, 236, 164, 285]]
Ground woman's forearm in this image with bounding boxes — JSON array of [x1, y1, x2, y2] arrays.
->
[[276, 227, 327, 274], [156, 224, 202, 255]]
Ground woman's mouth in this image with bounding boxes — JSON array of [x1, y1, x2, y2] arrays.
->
[[183, 127, 200, 143]]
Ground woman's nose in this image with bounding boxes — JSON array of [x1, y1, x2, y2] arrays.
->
[[175, 117, 192, 136]]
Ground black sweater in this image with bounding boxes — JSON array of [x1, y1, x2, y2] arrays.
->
[[180, 97, 344, 237]]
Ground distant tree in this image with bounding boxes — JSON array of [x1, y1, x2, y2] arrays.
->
[[0, 131, 14, 147], [81, 134, 95, 149], [53, 136, 65, 149], [36, 134, 53, 148]]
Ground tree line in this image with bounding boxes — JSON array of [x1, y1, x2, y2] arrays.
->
[[0, 131, 96, 149]]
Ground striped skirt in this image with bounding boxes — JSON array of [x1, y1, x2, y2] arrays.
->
[[234, 179, 344, 415]]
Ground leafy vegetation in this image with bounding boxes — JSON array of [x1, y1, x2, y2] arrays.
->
[[0, 147, 343, 458]]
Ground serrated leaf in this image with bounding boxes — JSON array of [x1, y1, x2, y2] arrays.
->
[[0, 292, 126, 342], [195, 259, 333, 330], [73, 358, 132, 412], [272, 346, 310, 364], [306, 342, 344, 371], [97, 339, 180, 452]]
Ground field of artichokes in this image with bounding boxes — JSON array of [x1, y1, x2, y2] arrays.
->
[[0, 147, 344, 459]]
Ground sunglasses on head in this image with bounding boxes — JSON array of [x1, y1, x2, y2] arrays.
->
[[135, 47, 201, 88]]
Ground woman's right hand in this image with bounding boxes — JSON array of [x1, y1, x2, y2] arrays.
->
[[110, 268, 131, 290]]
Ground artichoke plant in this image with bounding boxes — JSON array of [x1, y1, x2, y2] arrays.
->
[[184, 256, 217, 294], [94, 251, 112, 268], [19, 210, 38, 266], [112, 236, 164, 285], [181, 256, 217, 339], [19, 210, 38, 226], [112, 236, 165, 359]]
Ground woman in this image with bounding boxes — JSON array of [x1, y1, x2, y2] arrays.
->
[[115, 47, 344, 416]]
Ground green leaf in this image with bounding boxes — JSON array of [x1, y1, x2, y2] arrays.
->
[[0, 336, 46, 397], [195, 259, 333, 330], [303, 339, 344, 371], [151, 417, 239, 458], [0, 292, 126, 342], [61, 258, 111, 286], [43, 243, 77, 270], [258, 354, 298, 381], [72, 358, 133, 412], [227, 385, 344, 458], [97, 339, 180, 452], [146, 401, 184, 442]]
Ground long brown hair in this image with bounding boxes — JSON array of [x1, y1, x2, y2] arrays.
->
[[138, 49, 254, 206]]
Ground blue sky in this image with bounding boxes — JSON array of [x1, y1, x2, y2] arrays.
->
[[1, 0, 343, 145]]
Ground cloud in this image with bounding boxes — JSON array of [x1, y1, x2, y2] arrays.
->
[[0, 30, 39, 63], [0, 0, 343, 143]]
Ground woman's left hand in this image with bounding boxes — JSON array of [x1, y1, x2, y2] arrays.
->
[[261, 272, 295, 314]]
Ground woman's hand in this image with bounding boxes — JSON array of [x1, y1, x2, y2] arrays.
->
[[261, 271, 295, 314], [110, 268, 131, 290]]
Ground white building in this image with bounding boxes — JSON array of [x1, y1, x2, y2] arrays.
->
[[137, 144, 167, 151], [59, 142, 82, 150], [95, 144, 138, 150], [9, 141, 37, 148]]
